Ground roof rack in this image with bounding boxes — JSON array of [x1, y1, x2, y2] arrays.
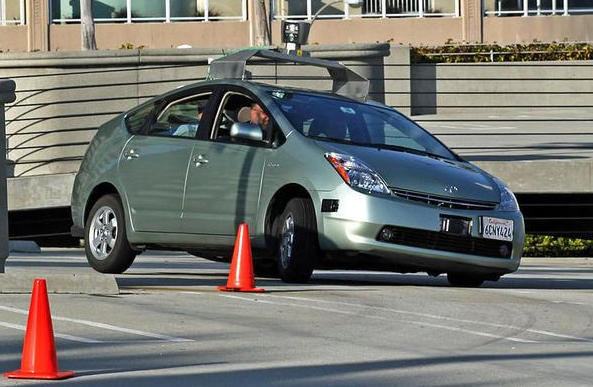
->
[[209, 49, 369, 101]]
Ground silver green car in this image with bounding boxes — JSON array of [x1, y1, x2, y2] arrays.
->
[[71, 79, 525, 287]]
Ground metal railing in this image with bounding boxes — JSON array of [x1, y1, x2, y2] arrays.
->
[[0, 0, 25, 25], [485, 0, 593, 16], [51, 0, 247, 24], [273, 0, 459, 19]]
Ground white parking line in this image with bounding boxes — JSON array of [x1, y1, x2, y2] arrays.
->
[[0, 321, 102, 343], [215, 294, 536, 344], [266, 295, 593, 344], [0, 305, 193, 343]]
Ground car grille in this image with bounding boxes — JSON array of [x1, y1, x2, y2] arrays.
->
[[390, 188, 497, 211], [378, 225, 513, 259]]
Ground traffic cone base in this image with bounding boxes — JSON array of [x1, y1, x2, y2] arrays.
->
[[3, 370, 75, 380], [218, 223, 265, 293], [217, 285, 265, 293]]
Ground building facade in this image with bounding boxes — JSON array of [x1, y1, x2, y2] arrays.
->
[[0, 0, 592, 52]]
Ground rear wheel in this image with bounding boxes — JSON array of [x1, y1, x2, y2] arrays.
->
[[447, 273, 486, 287], [275, 197, 319, 283], [85, 194, 137, 274]]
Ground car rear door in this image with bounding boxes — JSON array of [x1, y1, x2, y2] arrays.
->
[[181, 89, 273, 235], [117, 89, 215, 233]]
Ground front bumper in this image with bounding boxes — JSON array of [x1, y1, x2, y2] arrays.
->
[[316, 185, 525, 275]]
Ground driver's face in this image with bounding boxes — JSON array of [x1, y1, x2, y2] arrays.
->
[[250, 104, 269, 127]]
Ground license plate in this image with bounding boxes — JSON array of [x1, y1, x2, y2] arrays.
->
[[481, 217, 514, 242]]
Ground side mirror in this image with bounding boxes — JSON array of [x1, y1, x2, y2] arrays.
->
[[230, 122, 263, 142]]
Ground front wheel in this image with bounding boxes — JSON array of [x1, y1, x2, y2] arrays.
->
[[84, 194, 137, 274], [275, 197, 319, 283]]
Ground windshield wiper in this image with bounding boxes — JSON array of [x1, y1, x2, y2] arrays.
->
[[309, 136, 455, 161]]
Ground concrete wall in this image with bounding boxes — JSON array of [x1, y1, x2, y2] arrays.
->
[[483, 15, 593, 44], [410, 61, 593, 115], [49, 22, 252, 52], [1, 44, 396, 210], [0, 26, 28, 52]]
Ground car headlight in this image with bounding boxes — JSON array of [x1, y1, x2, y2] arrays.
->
[[493, 178, 519, 212], [325, 153, 390, 195]]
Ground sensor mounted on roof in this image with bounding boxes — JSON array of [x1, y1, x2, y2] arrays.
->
[[209, 49, 370, 101]]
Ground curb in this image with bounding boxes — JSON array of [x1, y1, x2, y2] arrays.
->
[[0, 273, 119, 295]]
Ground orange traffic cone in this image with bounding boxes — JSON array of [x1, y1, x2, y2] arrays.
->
[[218, 223, 265, 293], [3, 279, 75, 380]]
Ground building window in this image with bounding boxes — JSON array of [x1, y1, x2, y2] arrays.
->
[[484, 0, 593, 16], [273, 0, 460, 19], [50, 0, 246, 24], [1, 0, 25, 25]]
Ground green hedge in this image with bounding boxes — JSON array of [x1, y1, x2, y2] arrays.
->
[[523, 235, 593, 257], [411, 41, 593, 63]]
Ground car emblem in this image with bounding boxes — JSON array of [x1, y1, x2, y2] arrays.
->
[[444, 185, 459, 194]]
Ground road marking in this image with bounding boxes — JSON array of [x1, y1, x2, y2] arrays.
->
[[0, 305, 193, 343], [266, 295, 593, 343], [0, 321, 102, 343], [215, 294, 536, 343]]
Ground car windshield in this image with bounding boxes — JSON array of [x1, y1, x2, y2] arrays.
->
[[268, 90, 457, 160]]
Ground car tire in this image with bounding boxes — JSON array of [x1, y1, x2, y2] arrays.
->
[[275, 197, 319, 283], [84, 194, 137, 274], [446, 273, 486, 287]]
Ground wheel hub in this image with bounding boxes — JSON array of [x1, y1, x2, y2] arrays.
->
[[279, 214, 294, 269], [89, 206, 118, 261]]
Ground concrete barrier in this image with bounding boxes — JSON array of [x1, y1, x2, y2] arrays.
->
[[1, 79, 16, 273], [0, 273, 119, 294]]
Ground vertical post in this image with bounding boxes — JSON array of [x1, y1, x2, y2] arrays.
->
[[0, 79, 16, 274], [126, 0, 131, 23], [26, 0, 49, 51], [20, 0, 25, 24], [456, 0, 461, 16], [563, 0, 568, 15], [461, 0, 483, 43], [552, 0, 556, 15], [80, 0, 97, 50], [381, 0, 387, 17], [523, 0, 528, 16], [204, 0, 209, 21], [419, 0, 424, 16], [1, 0, 7, 26], [165, 0, 170, 22], [306, 0, 312, 20]]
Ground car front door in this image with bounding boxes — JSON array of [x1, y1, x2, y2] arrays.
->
[[118, 90, 214, 233], [181, 90, 273, 235]]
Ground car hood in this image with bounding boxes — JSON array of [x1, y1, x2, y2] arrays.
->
[[315, 141, 500, 203]]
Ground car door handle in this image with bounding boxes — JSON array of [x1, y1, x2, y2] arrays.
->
[[193, 154, 209, 166], [123, 149, 139, 160]]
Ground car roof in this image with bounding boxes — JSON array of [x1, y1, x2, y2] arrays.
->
[[169, 78, 359, 103]]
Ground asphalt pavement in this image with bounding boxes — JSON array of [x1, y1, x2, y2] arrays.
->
[[1, 249, 592, 386]]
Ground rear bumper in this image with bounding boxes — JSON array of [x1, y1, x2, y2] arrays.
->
[[316, 185, 525, 275]]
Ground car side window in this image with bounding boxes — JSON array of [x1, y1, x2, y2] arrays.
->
[[147, 93, 211, 139], [213, 92, 274, 146], [125, 103, 154, 134]]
